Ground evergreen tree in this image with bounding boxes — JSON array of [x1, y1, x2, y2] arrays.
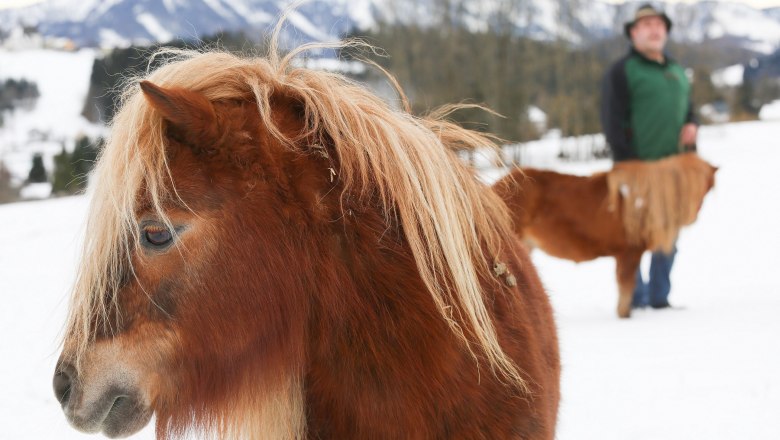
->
[[27, 153, 47, 183], [0, 78, 40, 111], [51, 136, 103, 194], [52, 147, 75, 194], [0, 160, 18, 203], [82, 31, 261, 123], [72, 135, 100, 180], [734, 80, 760, 120]]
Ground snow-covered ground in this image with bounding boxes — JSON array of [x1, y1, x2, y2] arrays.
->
[[0, 120, 778, 439], [548, 121, 780, 439], [711, 63, 744, 88], [759, 99, 780, 121]]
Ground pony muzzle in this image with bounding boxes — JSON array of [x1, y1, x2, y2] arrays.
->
[[53, 360, 153, 438]]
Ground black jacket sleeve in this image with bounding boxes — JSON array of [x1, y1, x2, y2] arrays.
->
[[600, 58, 635, 162], [684, 100, 697, 125]]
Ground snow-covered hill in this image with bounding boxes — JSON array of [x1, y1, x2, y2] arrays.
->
[[2, 0, 780, 52], [0, 48, 103, 187], [1, 119, 779, 439]]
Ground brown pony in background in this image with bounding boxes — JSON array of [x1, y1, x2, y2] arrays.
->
[[493, 153, 716, 318], [51, 40, 560, 439]]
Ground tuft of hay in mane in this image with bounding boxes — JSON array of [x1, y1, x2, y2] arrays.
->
[[607, 153, 714, 253]]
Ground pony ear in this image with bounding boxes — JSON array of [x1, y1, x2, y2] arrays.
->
[[139, 80, 219, 148]]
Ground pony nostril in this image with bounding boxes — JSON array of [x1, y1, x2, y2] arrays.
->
[[53, 363, 75, 407]]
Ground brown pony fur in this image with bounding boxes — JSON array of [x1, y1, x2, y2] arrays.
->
[[53, 45, 560, 439], [493, 153, 716, 318]]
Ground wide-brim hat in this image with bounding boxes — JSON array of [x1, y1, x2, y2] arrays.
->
[[624, 4, 672, 38]]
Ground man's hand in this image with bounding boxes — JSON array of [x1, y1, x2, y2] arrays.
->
[[679, 123, 698, 146]]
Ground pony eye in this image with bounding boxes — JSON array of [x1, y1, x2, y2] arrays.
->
[[141, 223, 174, 248]]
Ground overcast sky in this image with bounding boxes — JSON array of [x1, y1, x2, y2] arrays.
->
[[2, 0, 780, 11]]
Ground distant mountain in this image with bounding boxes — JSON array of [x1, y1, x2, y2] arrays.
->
[[2, 0, 780, 54], [0, 0, 380, 48], [762, 6, 780, 21]]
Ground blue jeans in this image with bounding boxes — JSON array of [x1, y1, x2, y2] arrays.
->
[[632, 246, 677, 308]]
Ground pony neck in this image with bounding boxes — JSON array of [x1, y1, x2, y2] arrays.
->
[[301, 211, 506, 437]]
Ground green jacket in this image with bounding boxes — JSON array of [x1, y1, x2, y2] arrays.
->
[[600, 48, 696, 161]]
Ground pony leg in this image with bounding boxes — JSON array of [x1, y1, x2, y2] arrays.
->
[[615, 250, 643, 318]]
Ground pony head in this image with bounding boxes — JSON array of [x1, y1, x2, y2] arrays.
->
[[52, 47, 527, 438]]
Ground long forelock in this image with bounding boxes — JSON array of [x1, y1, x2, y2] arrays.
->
[[65, 46, 527, 390]]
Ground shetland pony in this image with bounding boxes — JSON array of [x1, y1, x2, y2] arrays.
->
[[493, 153, 716, 318], [52, 45, 560, 439]]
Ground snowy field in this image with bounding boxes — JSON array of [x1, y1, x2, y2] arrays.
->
[[1, 120, 779, 439]]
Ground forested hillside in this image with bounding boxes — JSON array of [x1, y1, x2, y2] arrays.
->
[[80, 26, 774, 143]]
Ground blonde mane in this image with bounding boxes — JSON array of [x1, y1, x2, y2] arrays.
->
[[64, 42, 526, 410], [607, 153, 714, 252]]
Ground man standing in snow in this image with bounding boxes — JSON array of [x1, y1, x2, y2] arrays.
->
[[600, 3, 698, 310]]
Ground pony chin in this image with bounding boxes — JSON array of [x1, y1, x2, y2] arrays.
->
[[91, 394, 152, 439]]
